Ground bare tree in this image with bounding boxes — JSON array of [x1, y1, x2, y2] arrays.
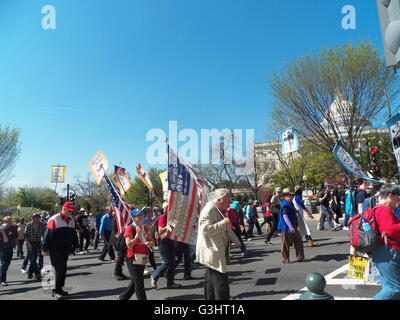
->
[[269, 41, 399, 154], [0, 126, 21, 183]]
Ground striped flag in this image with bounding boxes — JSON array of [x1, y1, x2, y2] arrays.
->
[[104, 174, 132, 234], [166, 145, 208, 245]]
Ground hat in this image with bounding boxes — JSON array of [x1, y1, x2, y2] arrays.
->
[[282, 188, 294, 195], [80, 208, 86, 212], [230, 201, 242, 211], [63, 202, 76, 212], [254, 200, 258, 203], [248, 199, 254, 204], [142, 218, 152, 224], [31, 213, 40, 219], [275, 187, 282, 193], [130, 208, 143, 218]]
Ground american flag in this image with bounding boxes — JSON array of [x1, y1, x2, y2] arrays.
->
[[166, 145, 208, 245], [104, 174, 132, 234]]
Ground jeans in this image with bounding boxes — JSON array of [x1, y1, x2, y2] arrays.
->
[[0, 247, 13, 283], [174, 242, 192, 277], [152, 238, 176, 285], [28, 242, 42, 277], [93, 229, 100, 249], [247, 216, 261, 237], [119, 259, 146, 300], [343, 215, 351, 227], [233, 226, 247, 253], [265, 214, 279, 242], [79, 230, 90, 251], [22, 249, 43, 270], [319, 205, 334, 229], [372, 243, 400, 300], [17, 239, 25, 257], [100, 230, 115, 260]]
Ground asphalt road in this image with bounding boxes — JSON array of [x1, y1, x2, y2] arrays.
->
[[0, 218, 380, 300]]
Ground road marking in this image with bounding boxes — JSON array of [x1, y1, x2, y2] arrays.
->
[[282, 263, 378, 300]]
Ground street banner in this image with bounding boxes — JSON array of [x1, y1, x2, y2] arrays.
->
[[167, 145, 207, 245], [347, 255, 369, 282], [159, 170, 168, 192], [88, 150, 109, 185], [50, 165, 66, 183], [136, 163, 154, 191], [386, 112, 400, 177], [332, 143, 384, 184], [281, 127, 299, 154], [112, 166, 131, 196]]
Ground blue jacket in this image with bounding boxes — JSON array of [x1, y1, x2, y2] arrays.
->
[[99, 214, 113, 235], [95, 213, 103, 231], [277, 200, 298, 233]]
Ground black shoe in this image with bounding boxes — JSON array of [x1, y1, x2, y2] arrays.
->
[[98, 258, 106, 261], [27, 274, 33, 280], [167, 283, 182, 289], [52, 290, 65, 299], [35, 274, 42, 281], [114, 274, 130, 281], [60, 290, 69, 296], [118, 295, 128, 300], [183, 275, 194, 280]]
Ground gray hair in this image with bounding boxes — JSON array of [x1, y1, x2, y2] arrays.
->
[[210, 189, 230, 203], [379, 184, 400, 200]]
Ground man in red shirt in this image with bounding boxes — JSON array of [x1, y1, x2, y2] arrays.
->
[[370, 184, 400, 300]]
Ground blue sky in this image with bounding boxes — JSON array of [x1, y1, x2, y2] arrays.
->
[[0, 0, 387, 191]]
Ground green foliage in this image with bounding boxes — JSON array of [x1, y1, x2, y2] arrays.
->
[[15, 187, 59, 211], [124, 167, 165, 208]]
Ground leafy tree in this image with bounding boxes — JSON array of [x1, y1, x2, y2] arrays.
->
[[269, 41, 399, 155], [0, 125, 21, 183]]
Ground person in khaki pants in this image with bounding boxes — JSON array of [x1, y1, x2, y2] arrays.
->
[[277, 188, 307, 264]]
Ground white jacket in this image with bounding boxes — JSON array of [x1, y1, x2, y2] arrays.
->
[[195, 202, 241, 274]]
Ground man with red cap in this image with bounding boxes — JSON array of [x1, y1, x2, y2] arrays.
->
[[42, 201, 80, 299]]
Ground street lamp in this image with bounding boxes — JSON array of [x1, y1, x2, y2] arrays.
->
[[17, 205, 21, 219]]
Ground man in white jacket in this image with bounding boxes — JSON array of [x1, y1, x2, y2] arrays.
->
[[196, 189, 241, 300]]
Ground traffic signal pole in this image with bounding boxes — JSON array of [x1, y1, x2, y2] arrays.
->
[[67, 183, 70, 202]]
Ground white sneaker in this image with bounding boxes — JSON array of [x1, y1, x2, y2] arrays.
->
[[316, 225, 320, 230], [150, 276, 157, 289], [343, 227, 349, 231], [21, 268, 28, 274], [143, 270, 152, 276]]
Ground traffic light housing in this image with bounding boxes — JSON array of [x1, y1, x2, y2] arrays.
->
[[70, 193, 76, 203], [376, 0, 400, 69], [370, 146, 381, 177], [59, 197, 67, 206]]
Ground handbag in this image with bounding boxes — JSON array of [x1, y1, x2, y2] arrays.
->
[[133, 253, 149, 265]]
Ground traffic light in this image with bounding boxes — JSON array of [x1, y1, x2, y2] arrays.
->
[[370, 146, 381, 177], [70, 193, 76, 203], [59, 197, 66, 206], [376, 0, 400, 69]]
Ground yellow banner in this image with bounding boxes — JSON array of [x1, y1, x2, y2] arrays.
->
[[50, 165, 66, 183], [159, 170, 168, 192], [88, 150, 109, 185], [347, 255, 369, 281], [136, 163, 154, 191]]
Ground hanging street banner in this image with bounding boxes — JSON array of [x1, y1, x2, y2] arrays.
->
[[50, 165, 66, 183], [112, 166, 131, 196], [387, 112, 400, 177], [88, 150, 109, 185], [136, 163, 154, 191], [332, 142, 385, 184], [281, 127, 300, 154]]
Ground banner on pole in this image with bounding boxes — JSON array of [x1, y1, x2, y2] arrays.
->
[[112, 166, 131, 196], [387, 112, 400, 177], [88, 150, 109, 185], [136, 163, 154, 191], [281, 127, 299, 154], [332, 143, 384, 184], [50, 165, 66, 183]]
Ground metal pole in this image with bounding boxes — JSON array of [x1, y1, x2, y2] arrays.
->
[[67, 184, 70, 202]]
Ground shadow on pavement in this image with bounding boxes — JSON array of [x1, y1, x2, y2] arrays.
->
[[67, 272, 93, 277], [255, 277, 278, 286], [231, 289, 298, 299], [165, 294, 203, 300], [265, 268, 281, 274], [0, 285, 42, 296], [65, 287, 124, 299], [311, 254, 348, 262], [312, 241, 349, 248], [69, 263, 104, 270]]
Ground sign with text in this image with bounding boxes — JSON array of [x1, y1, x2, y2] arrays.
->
[[112, 167, 131, 195], [347, 255, 369, 282], [88, 150, 109, 185], [50, 165, 66, 183]]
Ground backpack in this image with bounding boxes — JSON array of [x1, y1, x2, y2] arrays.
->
[[348, 207, 380, 254], [345, 191, 357, 217], [362, 195, 377, 213]]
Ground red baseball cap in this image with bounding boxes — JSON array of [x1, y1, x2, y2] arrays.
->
[[63, 201, 76, 212]]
